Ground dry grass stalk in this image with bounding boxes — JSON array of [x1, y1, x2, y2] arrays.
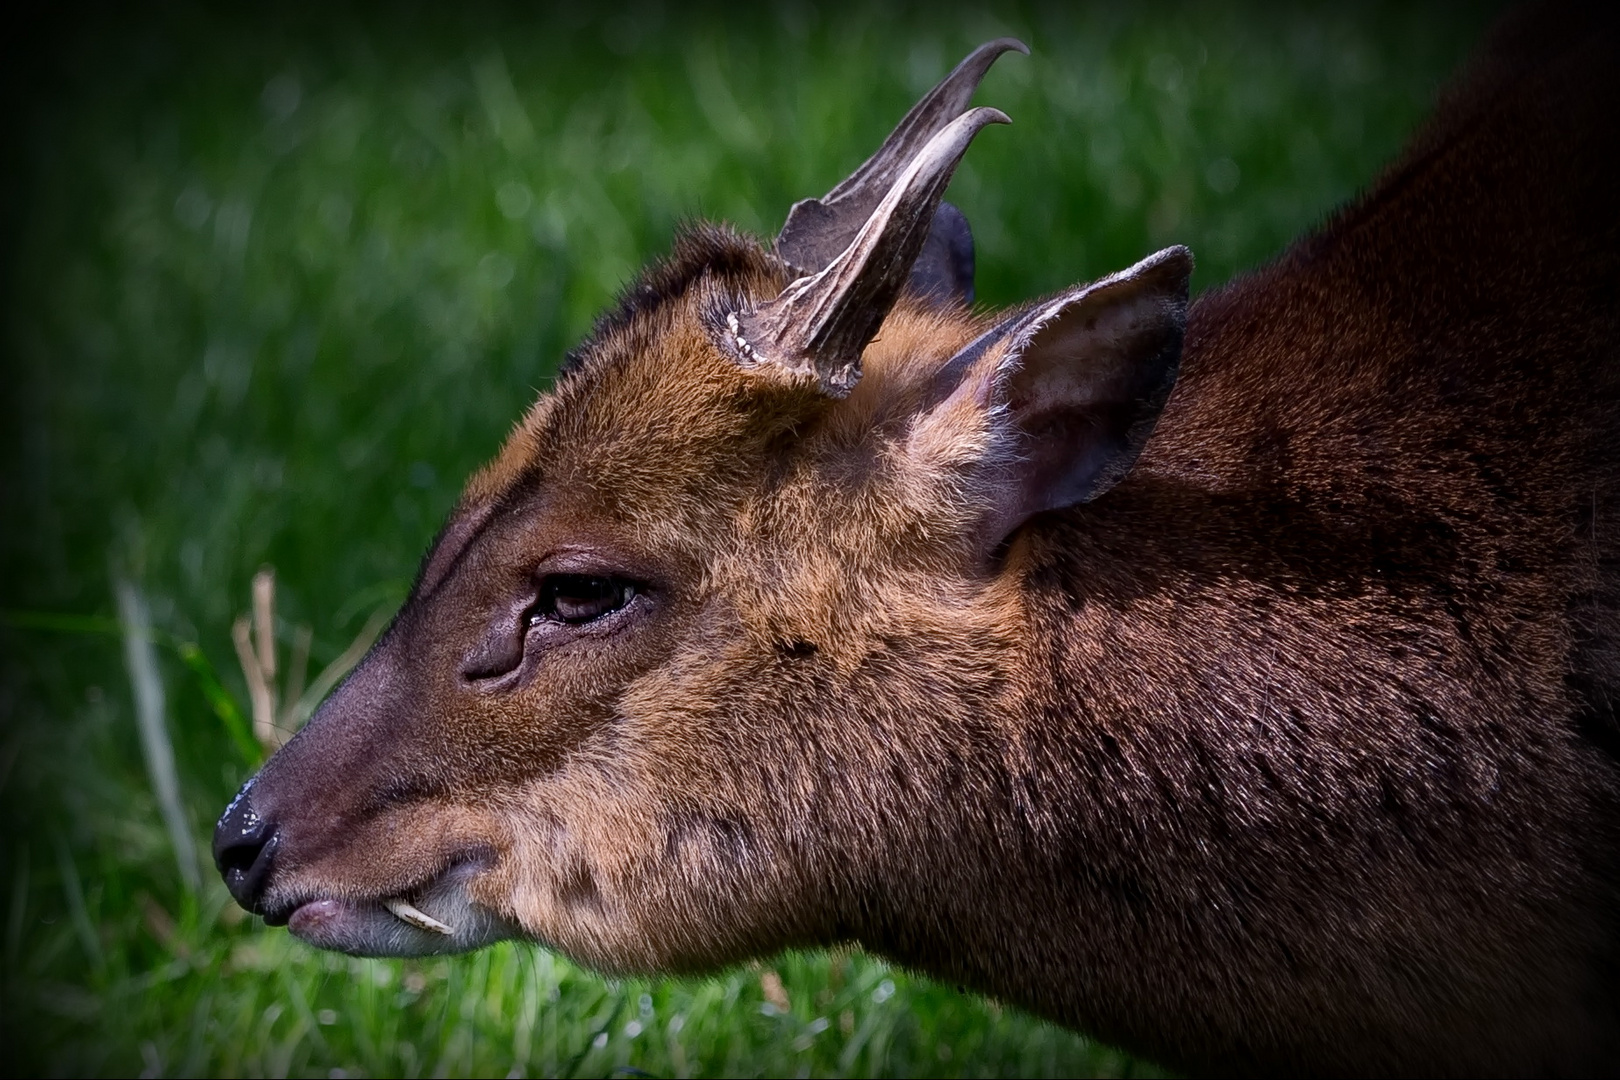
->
[[234, 568, 391, 750], [231, 612, 277, 750]]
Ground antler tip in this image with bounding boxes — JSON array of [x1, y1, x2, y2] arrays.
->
[[966, 37, 1030, 62], [974, 106, 1014, 129]]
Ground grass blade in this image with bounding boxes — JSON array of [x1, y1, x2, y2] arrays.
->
[[52, 831, 103, 971], [116, 578, 201, 893], [176, 641, 260, 767]]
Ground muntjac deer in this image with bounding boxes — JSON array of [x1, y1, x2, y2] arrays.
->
[[214, 10, 1620, 1076]]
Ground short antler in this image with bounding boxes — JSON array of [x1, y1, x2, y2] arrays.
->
[[775, 38, 1028, 276], [728, 39, 1026, 396], [731, 108, 1009, 397]]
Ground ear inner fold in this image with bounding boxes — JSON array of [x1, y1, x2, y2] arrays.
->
[[913, 245, 1193, 551]]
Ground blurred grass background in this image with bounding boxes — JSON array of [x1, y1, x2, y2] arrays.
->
[[0, 3, 1498, 1076]]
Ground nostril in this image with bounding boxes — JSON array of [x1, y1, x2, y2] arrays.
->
[[215, 826, 268, 876], [213, 781, 278, 914]]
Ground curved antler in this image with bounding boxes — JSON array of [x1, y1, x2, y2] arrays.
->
[[732, 107, 1010, 397], [775, 37, 1029, 276]]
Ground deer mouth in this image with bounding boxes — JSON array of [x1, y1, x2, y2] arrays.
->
[[277, 852, 515, 957]]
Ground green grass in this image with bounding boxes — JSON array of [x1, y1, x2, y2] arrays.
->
[[1, 4, 1496, 1076]]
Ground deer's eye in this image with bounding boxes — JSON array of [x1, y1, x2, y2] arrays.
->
[[530, 574, 636, 626]]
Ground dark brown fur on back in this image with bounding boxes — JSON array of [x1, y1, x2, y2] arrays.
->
[[971, 9, 1620, 1072]]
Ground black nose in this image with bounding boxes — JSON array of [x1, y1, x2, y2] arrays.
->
[[213, 779, 277, 914]]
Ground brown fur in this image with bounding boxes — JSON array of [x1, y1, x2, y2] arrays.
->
[[216, 8, 1620, 1075]]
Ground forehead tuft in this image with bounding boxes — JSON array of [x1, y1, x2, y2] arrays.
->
[[464, 224, 789, 503], [560, 222, 785, 382]]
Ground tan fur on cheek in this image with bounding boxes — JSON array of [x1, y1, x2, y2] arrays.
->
[[490, 693, 856, 975], [496, 772, 711, 971]]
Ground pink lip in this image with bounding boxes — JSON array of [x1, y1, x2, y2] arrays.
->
[[286, 897, 399, 953], [287, 897, 357, 937]]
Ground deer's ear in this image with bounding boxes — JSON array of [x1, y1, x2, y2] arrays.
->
[[906, 202, 977, 306], [913, 246, 1191, 550]]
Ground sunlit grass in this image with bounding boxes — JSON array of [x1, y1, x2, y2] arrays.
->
[[2, 3, 1494, 1075]]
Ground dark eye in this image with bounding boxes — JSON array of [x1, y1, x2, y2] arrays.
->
[[531, 574, 636, 626]]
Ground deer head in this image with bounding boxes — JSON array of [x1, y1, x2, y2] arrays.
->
[[212, 39, 1190, 971]]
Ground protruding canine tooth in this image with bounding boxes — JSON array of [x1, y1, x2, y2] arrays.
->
[[385, 897, 454, 935]]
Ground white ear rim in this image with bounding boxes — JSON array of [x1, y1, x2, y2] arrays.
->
[[993, 245, 1194, 388]]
